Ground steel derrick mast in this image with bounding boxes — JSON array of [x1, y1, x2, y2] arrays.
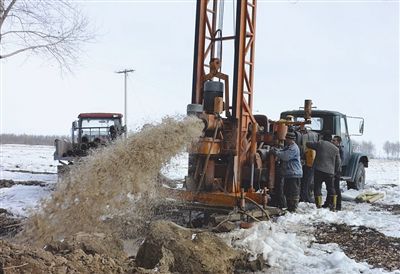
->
[[187, 0, 265, 207]]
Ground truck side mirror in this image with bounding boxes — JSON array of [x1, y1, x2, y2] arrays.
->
[[72, 121, 78, 130], [359, 120, 364, 134], [347, 116, 364, 136]]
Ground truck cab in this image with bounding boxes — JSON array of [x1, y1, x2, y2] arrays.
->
[[280, 109, 368, 190], [54, 113, 125, 166]]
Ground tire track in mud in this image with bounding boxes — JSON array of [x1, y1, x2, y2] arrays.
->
[[0, 179, 47, 188]]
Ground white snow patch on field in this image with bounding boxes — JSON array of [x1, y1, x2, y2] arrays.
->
[[1, 144, 57, 174], [0, 184, 50, 217], [224, 221, 394, 274], [1, 145, 399, 273], [0, 144, 57, 216]]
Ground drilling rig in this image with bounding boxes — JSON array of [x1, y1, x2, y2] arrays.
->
[[170, 0, 313, 214]]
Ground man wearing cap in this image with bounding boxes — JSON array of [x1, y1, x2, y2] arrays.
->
[[306, 131, 341, 211], [271, 131, 303, 212]]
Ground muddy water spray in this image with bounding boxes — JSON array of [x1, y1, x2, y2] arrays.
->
[[22, 116, 203, 246]]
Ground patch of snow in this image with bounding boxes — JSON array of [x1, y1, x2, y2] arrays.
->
[[366, 159, 400, 187], [0, 144, 58, 173], [0, 170, 57, 183], [161, 152, 188, 180], [224, 222, 390, 274], [0, 184, 51, 217], [280, 203, 400, 238], [0, 144, 58, 183], [1, 145, 399, 273]]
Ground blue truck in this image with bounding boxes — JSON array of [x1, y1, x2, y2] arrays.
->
[[280, 109, 368, 190]]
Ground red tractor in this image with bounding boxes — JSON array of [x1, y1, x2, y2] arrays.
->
[[54, 113, 125, 171]]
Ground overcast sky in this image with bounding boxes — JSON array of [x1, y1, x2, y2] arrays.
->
[[1, 0, 399, 153]]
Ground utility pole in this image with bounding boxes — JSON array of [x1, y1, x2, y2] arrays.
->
[[116, 69, 134, 138]]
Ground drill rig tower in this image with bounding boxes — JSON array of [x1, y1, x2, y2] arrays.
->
[[185, 0, 267, 208]]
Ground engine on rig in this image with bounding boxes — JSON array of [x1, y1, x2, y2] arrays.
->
[[186, 76, 315, 206]]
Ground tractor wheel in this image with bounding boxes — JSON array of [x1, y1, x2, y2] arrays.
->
[[347, 163, 366, 190], [57, 165, 69, 174]]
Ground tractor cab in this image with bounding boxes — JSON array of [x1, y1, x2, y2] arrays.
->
[[54, 113, 125, 166], [74, 113, 124, 146]]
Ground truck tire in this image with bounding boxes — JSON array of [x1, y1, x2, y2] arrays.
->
[[57, 163, 73, 176], [347, 163, 365, 190]]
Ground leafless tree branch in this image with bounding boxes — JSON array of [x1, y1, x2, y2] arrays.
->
[[0, 0, 95, 71]]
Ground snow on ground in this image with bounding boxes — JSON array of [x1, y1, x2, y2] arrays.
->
[[0, 184, 50, 216], [0, 144, 58, 217], [221, 158, 400, 274], [0, 144, 57, 173], [1, 145, 399, 273], [224, 221, 381, 274], [161, 152, 189, 180]]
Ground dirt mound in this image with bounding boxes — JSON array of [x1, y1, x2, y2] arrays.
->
[[0, 240, 128, 273], [314, 223, 400, 271], [44, 232, 126, 259], [19, 116, 204, 250], [136, 220, 263, 273]]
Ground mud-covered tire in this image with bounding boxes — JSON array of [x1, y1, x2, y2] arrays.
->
[[57, 164, 72, 176], [347, 163, 365, 190]]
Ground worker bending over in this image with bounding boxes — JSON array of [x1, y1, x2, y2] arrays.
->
[[306, 131, 341, 211], [271, 132, 303, 212]]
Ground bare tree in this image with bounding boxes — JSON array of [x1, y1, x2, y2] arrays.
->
[[383, 141, 400, 159], [0, 0, 94, 70], [353, 140, 376, 158], [383, 141, 391, 158], [360, 141, 375, 158]]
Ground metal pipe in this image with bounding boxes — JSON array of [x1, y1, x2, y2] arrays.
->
[[244, 196, 270, 220], [238, 210, 261, 222], [216, 0, 224, 60], [124, 72, 127, 138], [250, 163, 254, 190], [304, 99, 312, 121], [240, 188, 245, 209]]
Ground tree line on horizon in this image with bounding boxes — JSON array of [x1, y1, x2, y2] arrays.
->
[[353, 140, 400, 159], [382, 141, 400, 159], [0, 134, 68, 146], [1, 134, 399, 160]]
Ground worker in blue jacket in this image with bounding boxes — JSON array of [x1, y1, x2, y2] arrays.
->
[[271, 132, 303, 212]]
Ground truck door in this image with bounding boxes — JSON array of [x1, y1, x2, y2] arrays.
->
[[340, 116, 351, 166]]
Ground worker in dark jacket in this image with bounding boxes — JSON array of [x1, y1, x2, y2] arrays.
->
[[331, 135, 344, 210], [306, 131, 341, 211], [271, 132, 303, 212]]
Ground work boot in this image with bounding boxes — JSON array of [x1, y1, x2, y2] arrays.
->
[[322, 195, 332, 208], [287, 199, 299, 213], [315, 196, 323, 208], [329, 195, 337, 212], [336, 199, 342, 211]]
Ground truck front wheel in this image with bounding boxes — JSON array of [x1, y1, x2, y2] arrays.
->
[[347, 163, 366, 190]]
